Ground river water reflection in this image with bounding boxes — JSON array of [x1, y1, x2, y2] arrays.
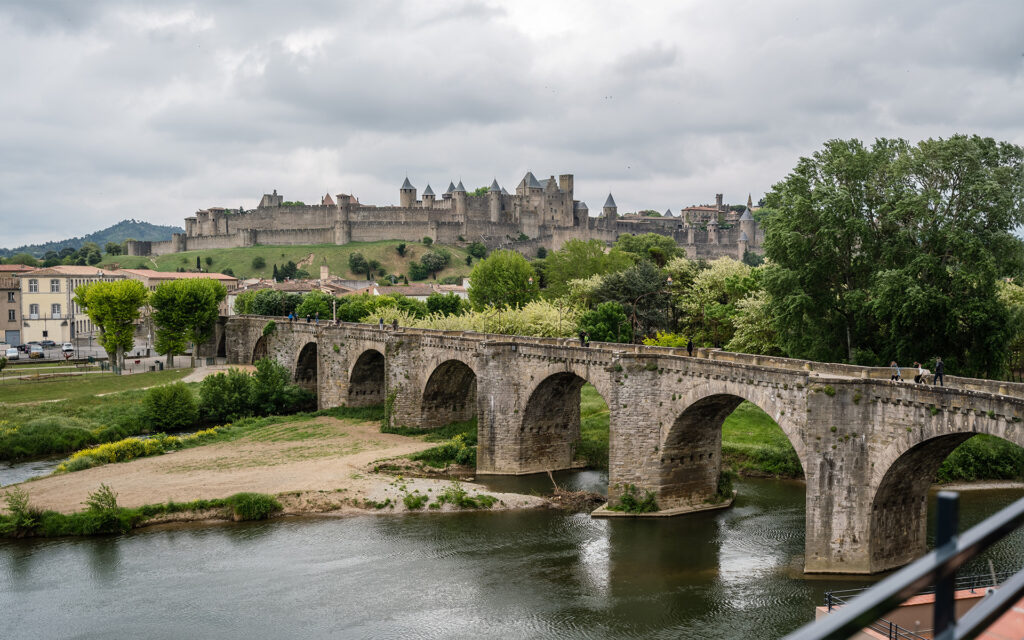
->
[[2, 477, 1022, 639]]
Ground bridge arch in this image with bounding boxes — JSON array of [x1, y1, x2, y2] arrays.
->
[[294, 342, 318, 392], [518, 370, 610, 474], [348, 348, 385, 407], [420, 359, 478, 428], [252, 335, 269, 363], [658, 383, 806, 510]]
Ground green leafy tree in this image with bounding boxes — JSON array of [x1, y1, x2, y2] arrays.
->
[[426, 292, 464, 316], [467, 242, 488, 259], [724, 290, 784, 356], [294, 290, 333, 319], [143, 383, 198, 431], [74, 279, 149, 369], [542, 239, 634, 299], [104, 242, 123, 256], [614, 233, 684, 267], [468, 250, 539, 309], [420, 250, 450, 279], [422, 236, 433, 246], [150, 278, 227, 368], [536, 246, 547, 259], [763, 135, 1024, 376], [251, 256, 266, 270], [408, 260, 429, 281], [199, 368, 254, 422], [593, 261, 671, 341], [348, 252, 368, 277], [7, 252, 39, 267], [578, 301, 633, 343], [676, 257, 757, 348], [396, 243, 407, 257]]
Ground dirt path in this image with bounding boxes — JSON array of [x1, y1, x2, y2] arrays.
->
[[14, 417, 546, 515]]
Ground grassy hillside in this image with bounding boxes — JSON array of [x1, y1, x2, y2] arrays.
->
[[99, 240, 474, 281]]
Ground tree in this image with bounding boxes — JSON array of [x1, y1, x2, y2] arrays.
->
[[676, 257, 756, 348], [150, 278, 227, 367], [396, 243, 407, 257], [724, 290, 783, 356], [594, 261, 672, 341], [467, 242, 488, 259], [74, 279, 149, 370], [420, 250, 449, 279], [272, 264, 279, 281], [422, 236, 433, 246], [348, 252, 368, 277], [427, 292, 464, 316], [408, 260, 429, 281], [365, 259, 381, 280], [468, 250, 538, 309], [614, 233, 683, 267], [7, 252, 39, 266], [763, 135, 1024, 376], [252, 256, 266, 270], [542, 239, 634, 299], [578, 301, 632, 343], [536, 246, 547, 259], [104, 242, 122, 256], [294, 290, 334, 319], [204, 256, 213, 267]]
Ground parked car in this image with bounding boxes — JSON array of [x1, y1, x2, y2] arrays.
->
[[61, 342, 74, 354], [17, 344, 29, 353], [4, 347, 18, 361], [39, 339, 57, 348], [29, 344, 44, 359]]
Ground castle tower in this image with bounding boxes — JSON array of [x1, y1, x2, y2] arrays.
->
[[453, 180, 467, 217], [422, 184, 435, 209], [739, 207, 756, 247], [708, 216, 719, 244], [400, 177, 416, 208], [715, 193, 724, 211], [488, 179, 501, 223], [598, 192, 614, 229], [738, 231, 749, 260]]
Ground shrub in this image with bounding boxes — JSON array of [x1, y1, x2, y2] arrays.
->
[[0, 487, 41, 536], [396, 243, 407, 257], [608, 484, 659, 513], [411, 434, 476, 467], [422, 236, 433, 246], [432, 482, 496, 509], [262, 320, 276, 336], [467, 242, 487, 259], [84, 483, 119, 512], [403, 492, 429, 510], [226, 492, 282, 520], [251, 256, 266, 269], [143, 383, 198, 432], [199, 368, 255, 422]]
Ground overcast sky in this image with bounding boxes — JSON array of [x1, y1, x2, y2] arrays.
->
[[2, 0, 1022, 247]]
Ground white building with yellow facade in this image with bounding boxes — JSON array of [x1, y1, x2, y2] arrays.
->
[[16, 265, 125, 343]]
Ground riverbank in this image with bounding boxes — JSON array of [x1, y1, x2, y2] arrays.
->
[[1, 414, 547, 525]]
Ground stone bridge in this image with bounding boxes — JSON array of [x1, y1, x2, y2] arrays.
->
[[226, 316, 1024, 575]]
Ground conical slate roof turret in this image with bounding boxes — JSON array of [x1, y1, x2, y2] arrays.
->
[[522, 171, 542, 189], [445, 182, 456, 194], [454, 180, 466, 193], [422, 184, 435, 197], [401, 177, 415, 190], [500, 187, 510, 196], [604, 193, 617, 208], [664, 208, 673, 217], [739, 231, 750, 242], [577, 201, 588, 211], [739, 207, 754, 221], [488, 179, 500, 193]]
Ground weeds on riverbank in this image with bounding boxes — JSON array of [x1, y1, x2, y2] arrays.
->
[[56, 428, 223, 473], [0, 485, 283, 538], [430, 481, 498, 509]]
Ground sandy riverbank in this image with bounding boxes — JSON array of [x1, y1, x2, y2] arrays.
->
[[9, 416, 548, 517]]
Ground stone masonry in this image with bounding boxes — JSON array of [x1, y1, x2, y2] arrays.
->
[[226, 316, 1024, 575]]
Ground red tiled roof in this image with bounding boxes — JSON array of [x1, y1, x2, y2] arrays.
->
[[0, 264, 34, 272], [117, 269, 237, 282]]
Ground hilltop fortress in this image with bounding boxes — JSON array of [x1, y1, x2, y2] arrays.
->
[[126, 172, 763, 260]]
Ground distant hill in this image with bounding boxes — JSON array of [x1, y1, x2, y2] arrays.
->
[[0, 219, 184, 258]]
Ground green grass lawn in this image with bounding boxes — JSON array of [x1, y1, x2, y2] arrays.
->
[[0, 368, 191, 404], [98, 240, 475, 281]]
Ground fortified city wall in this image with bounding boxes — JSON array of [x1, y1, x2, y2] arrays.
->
[[127, 173, 764, 260]]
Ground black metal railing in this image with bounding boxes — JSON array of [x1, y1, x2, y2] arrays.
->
[[784, 491, 1024, 640]]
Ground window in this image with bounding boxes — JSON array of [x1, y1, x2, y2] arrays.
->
[[6, 292, 13, 302], [51, 303, 61, 318], [29, 304, 39, 317], [50, 279, 60, 293], [28, 279, 38, 293], [7, 310, 13, 322]]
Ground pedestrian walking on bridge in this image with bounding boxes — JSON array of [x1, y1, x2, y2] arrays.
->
[[934, 357, 944, 386]]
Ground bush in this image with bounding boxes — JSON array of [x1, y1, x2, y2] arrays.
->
[[143, 383, 198, 432], [199, 368, 255, 422], [226, 492, 282, 520], [403, 492, 429, 510], [422, 236, 433, 246], [578, 301, 633, 343], [251, 256, 266, 269], [411, 434, 476, 468], [608, 484, 659, 513], [0, 487, 41, 536], [467, 242, 487, 259], [426, 292, 464, 317]]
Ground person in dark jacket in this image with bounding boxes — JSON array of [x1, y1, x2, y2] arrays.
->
[[934, 357, 944, 386], [687, 338, 694, 357]]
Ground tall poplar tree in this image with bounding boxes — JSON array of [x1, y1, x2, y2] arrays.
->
[[74, 279, 149, 370]]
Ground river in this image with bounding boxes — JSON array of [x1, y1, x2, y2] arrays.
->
[[2, 476, 1022, 639]]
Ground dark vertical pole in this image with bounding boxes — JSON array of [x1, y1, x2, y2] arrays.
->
[[934, 491, 959, 640]]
